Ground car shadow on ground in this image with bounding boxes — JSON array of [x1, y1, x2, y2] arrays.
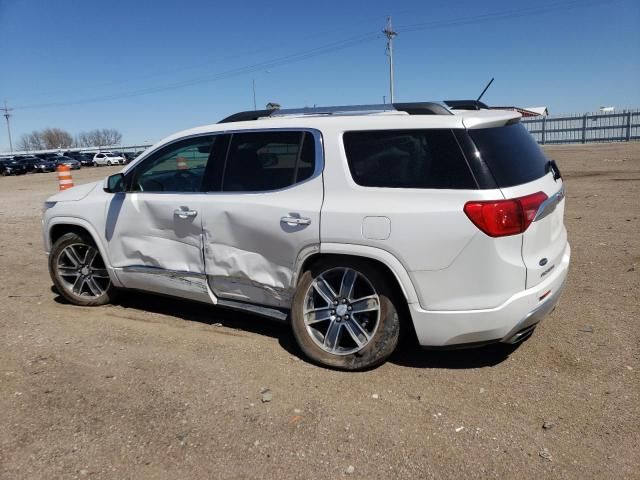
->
[[389, 335, 520, 370], [53, 287, 520, 370]]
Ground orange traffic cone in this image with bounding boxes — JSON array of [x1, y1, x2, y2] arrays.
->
[[176, 155, 188, 170], [57, 164, 74, 190]]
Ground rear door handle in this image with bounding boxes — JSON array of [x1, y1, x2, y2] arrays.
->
[[174, 209, 198, 219], [281, 216, 311, 226]]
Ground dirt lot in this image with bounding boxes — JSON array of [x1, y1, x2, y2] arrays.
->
[[1, 143, 638, 479]]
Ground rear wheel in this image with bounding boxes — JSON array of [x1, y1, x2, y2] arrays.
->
[[49, 232, 115, 306], [291, 258, 400, 370]]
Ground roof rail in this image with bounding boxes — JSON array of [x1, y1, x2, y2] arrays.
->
[[218, 101, 453, 123]]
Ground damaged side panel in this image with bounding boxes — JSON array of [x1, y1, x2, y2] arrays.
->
[[202, 177, 323, 309], [105, 193, 212, 302]]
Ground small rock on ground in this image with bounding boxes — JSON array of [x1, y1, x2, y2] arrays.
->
[[539, 448, 553, 462], [260, 388, 272, 403]]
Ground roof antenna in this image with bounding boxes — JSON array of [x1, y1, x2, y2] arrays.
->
[[476, 77, 494, 104]]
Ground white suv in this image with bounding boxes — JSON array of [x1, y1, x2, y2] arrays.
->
[[42, 102, 570, 369], [93, 152, 125, 166]]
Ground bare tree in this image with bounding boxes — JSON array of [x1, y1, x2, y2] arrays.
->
[[40, 128, 73, 149], [76, 132, 92, 148], [101, 128, 122, 145], [76, 128, 123, 147], [17, 131, 45, 151]]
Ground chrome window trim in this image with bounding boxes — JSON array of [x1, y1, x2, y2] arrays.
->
[[125, 128, 324, 196]]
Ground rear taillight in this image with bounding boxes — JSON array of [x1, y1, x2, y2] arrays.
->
[[464, 191, 548, 237]]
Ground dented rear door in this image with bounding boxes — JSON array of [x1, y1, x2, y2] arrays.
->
[[201, 129, 323, 309]]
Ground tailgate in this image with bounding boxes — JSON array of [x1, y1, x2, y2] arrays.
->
[[501, 172, 567, 288], [466, 122, 569, 290]]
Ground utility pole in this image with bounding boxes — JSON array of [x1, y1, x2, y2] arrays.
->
[[1, 100, 13, 153], [252, 79, 257, 110], [383, 16, 398, 104]]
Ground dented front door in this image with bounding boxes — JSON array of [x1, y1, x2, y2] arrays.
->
[[105, 192, 211, 302], [105, 134, 219, 303]]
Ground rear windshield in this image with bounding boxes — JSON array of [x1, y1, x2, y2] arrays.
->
[[468, 123, 548, 188], [343, 129, 477, 189]]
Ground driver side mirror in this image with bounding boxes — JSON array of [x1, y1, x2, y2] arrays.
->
[[104, 173, 125, 193]]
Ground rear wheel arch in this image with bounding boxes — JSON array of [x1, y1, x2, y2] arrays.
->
[[299, 253, 408, 306]]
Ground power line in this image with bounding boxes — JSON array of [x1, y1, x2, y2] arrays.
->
[[10, 0, 613, 111], [395, 0, 611, 33], [12, 32, 380, 110]]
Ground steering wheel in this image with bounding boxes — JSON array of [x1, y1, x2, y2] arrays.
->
[[173, 169, 199, 191]]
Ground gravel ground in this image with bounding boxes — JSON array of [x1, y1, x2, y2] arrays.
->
[[0, 143, 638, 479]]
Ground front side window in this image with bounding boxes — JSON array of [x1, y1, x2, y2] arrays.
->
[[343, 129, 477, 189], [129, 135, 215, 193], [222, 131, 316, 192]]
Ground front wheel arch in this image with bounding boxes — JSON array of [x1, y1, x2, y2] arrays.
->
[[48, 221, 116, 281]]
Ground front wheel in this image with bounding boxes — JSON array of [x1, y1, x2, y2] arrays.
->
[[291, 258, 400, 370], [48, 232, 116, 306]]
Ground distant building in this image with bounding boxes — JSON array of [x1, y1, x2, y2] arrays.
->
[[493, 106, 549, 117]]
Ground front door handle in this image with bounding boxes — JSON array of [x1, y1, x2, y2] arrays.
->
[[281, 215, 311, 226], [174, 209, 198, 219]]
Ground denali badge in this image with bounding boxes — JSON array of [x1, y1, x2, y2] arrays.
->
[[539, 258, 548, 266], [541, 265, 555, 278]]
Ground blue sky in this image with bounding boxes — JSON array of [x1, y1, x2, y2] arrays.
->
[[1, 0, 638, 149]]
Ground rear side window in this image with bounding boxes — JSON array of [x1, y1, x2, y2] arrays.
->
[[222, 131, 315, 192], [468, 123, 548, 187], [343, 129, 477, 189]]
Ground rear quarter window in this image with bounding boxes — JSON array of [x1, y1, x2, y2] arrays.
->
[[343, 129, 477, 189], [468, 123, 548, 188]]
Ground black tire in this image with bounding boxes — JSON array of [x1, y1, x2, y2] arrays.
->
[[48, 232, 116, 306], [291, 257, 400, 370]]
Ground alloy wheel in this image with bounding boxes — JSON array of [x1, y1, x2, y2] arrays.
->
[[303, 267, 381, 355], [56, 243, 111, 297]]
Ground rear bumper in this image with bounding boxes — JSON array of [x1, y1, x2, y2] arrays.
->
[[409, 243, 570, 347]]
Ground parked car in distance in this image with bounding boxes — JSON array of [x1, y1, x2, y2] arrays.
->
[[13, 155, 56, 173], [55, 156, 81, 170], [93, 152, 125, 166], [120, 152, 135, 164], [42, 101, 570, 370], [0, 158, 28, 175], [64, 152, 94, 167], [36, 153, 63, 163]]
